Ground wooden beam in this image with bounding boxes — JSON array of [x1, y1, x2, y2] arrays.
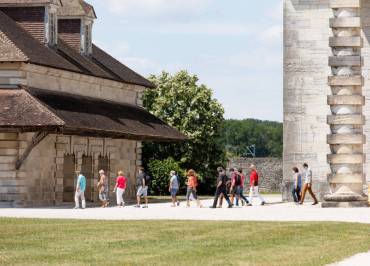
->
[[15, 132, 48, 170]]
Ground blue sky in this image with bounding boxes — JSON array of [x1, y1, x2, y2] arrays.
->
[[88, 0, 283, 121]]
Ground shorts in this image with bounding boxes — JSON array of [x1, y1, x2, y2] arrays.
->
[[137, 186, 148, 197], [170, 188, 178, 197]]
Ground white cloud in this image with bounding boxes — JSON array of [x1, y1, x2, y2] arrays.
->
[[226, 47, 282, 71], [106, 0, 212, 20], [258, 24, 283, 44]]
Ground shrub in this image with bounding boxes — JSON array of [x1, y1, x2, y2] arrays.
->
[[147, 158, 186, 195]]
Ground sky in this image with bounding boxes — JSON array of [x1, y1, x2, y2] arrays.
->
[[88, 0, 283, 122]]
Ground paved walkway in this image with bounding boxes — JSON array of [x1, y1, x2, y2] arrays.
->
[[328, 252, 370, 266], [1, 195, 369, 223]]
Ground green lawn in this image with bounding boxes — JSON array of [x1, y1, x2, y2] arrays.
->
[[0, 219, 369, 266]]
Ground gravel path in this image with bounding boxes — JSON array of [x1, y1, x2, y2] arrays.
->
[[1, 195, 369, 223]]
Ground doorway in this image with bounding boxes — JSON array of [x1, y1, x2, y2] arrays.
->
[[81, 155, 93, 202], [63, 154, 76, 202]]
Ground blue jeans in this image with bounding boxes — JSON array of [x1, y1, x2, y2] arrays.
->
[[186, 187, 197, 200], [292, 187, 301, 202], [235, 186, 249, 205]]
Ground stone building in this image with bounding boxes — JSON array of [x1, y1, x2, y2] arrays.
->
[[284, 0, 369, 206], [0, 0, 185, 207]]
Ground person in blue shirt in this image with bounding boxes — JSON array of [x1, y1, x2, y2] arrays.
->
[[292, 167, 302, 203], [168, 170, 180, 207], [74, 172, 86, 209]]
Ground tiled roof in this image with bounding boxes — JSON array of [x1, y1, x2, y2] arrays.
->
[[56, 39, 114, 80], [0, 0, 61, 5], [0, 88, 64, 130], [17, 87, 185, 141], [0, 10, 154, 88], [92, 44, 155, 88], [0, 9, 82, 73]]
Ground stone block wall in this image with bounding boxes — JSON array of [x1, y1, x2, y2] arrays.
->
[[54, 135, 140, 205], [0, 131, 140, 207], [284, 0, 370, 201], [0, 132, 21, 207], [284, 0, 332, 200], [361, 0, 370, 187], [23, 64, 145, 106], [228, 157, 283, 193]]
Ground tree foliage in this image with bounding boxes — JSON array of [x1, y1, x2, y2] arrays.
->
[[147, 158, 185, 195], [218, 119, 283, 158], [142, 71, 225, 193]]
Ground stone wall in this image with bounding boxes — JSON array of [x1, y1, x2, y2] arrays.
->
[[0, 132, 140, 207], [284, 0, 332, 200], [361, 1, 370, 185], [23, 63, 145, 106], [228, 157, 283, 193], [284, 0, 370, 202]]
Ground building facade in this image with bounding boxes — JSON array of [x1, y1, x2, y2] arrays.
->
[[0, 0, 185, 207], [284, 0, 369, 206]]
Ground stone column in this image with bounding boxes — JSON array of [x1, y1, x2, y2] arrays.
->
[[324, 0, 368, 207]]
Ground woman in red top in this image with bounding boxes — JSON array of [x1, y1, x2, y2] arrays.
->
[[186, 169, 203, 208], [113, 171, 127, 207]]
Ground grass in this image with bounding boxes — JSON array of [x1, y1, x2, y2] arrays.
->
[[0, 219, 369, 266]]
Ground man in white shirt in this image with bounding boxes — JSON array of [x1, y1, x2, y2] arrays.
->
[[299, 163, 319, 205]]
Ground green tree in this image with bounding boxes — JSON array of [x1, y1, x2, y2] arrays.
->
[[147, 158, 185, 195], [143, 71, 225, 193], [218, 119, 283, 158]]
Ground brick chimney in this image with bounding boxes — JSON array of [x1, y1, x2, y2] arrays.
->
[[0, 0, 61, 45], [57, 0, 96, 55]]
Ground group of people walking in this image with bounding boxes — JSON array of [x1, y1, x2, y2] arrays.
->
[[74, 162, 319, 209], [74, 167, 150, 209], [209, 165, 266, 208]]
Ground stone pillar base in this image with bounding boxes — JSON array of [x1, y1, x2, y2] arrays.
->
[[324, 193, 367, 202], [322, 200, 369, 208]]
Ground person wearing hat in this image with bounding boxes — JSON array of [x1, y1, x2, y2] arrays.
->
[[248, 164, 266, 206]]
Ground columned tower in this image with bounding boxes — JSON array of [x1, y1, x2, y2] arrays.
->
[[324, 0, 368, 207]]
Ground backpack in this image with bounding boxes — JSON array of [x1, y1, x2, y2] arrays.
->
[[144, 174, 152, 186], [235, 174, 242, 186]]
